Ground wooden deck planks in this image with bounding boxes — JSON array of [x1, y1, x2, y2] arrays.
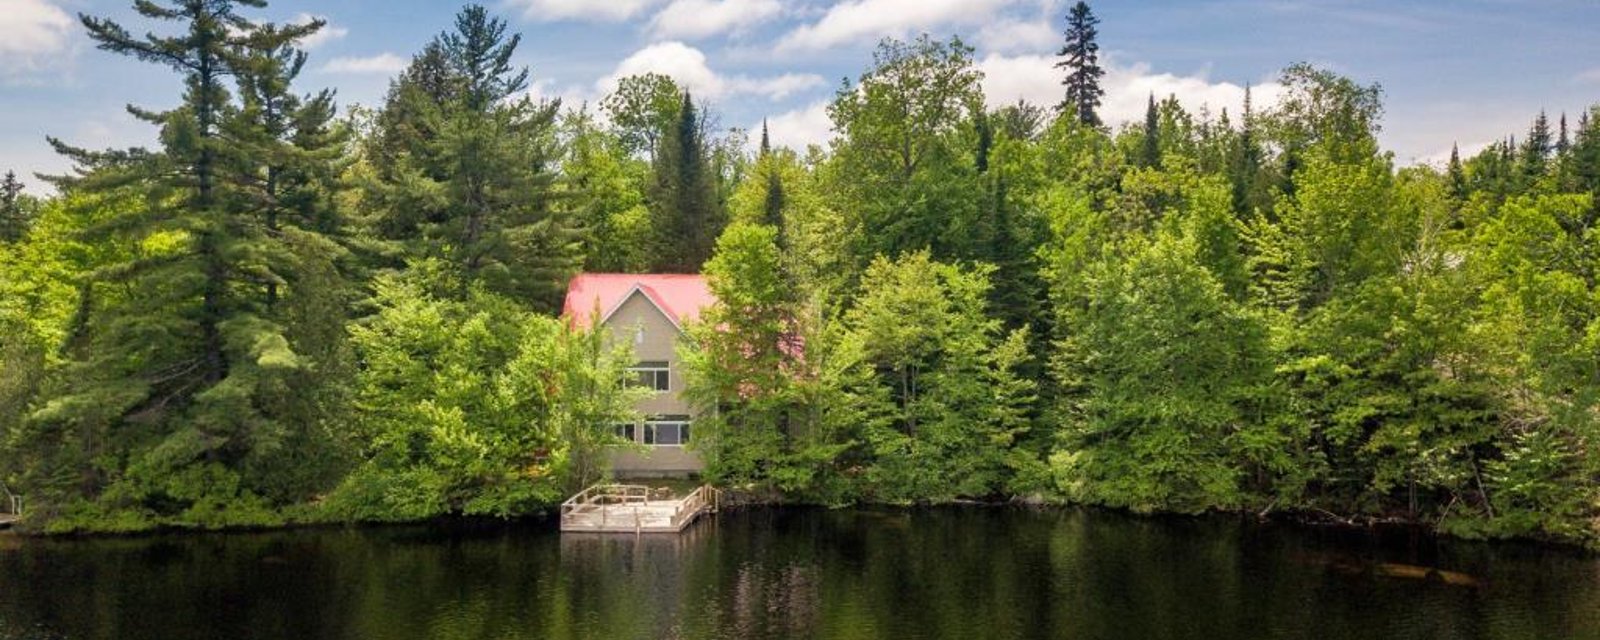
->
[[561, 501, 687, 533]]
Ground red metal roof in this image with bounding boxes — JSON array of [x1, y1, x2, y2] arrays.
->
[[562, 273, 715, 331]]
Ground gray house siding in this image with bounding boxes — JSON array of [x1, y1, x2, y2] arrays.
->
[[603, 289, 705, 477]]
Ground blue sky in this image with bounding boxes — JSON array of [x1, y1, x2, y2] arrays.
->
[[3, 0, 1598, 192]]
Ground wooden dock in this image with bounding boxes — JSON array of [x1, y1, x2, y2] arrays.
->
[[560, 484, 719, 534], [0, 490, 18, 529]]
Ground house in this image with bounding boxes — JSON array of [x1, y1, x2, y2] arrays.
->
[[563, 273, 715, 478]]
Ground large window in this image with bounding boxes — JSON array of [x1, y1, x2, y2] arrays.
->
[[628, 361, 670, 391], [644, 416, 691, 446], [613, 422, 637, 443]]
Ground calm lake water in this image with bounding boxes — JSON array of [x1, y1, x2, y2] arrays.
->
[[0, 507, 1596, 640]]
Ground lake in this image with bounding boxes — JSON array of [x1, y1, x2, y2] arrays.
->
[[0, 507, 1596, 639]]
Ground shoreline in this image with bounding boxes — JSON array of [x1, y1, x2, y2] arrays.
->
[[5, 496, 1594, 555]]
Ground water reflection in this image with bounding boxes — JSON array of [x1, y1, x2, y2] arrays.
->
[[0, 508, 1597, 640]]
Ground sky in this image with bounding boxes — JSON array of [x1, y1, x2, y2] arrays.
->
[[2, 0, 1599, 192]]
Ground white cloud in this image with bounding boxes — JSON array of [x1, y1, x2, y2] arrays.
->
[[510, 0, 662, 22], [778, 0, 1017, 51], [319, 53, 407, 75], [977, 52, 1283, 127], [0, 0, 75, 81], [650, 0, 782, 39], [974, 18, 1058, 55], [730, 73, 827, 101], [602, 42, 825, 101], [760, 100, 835, 151], [293, 13, 349, 50], [1573, 68, 1600, 85]]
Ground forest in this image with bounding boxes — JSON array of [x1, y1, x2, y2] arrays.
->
[[0, 0, 1597, 547]]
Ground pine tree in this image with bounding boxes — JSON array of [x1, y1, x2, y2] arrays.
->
[[371, 42, 455, 176], [650, 93, 725, 272], [32, 0, 339, 514], [365, 5, 580, 307], [441, 5, 527, 112], [1055, 1, 1105, 126], [1140, 93, 1162, 168]]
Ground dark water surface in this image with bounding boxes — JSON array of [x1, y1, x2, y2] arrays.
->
[[1, 507, 1596, 640]]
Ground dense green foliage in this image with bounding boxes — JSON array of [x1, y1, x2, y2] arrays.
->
[[2, 1, 1596, 547]]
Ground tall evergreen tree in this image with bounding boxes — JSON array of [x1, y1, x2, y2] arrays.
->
[[440, 5, 527, 112], [0, 171, 30, 242], [370, 41, 455, 177], [1055, 2, 1105, 126], [1521, 111, 1553, 181], [757, 119, 784, 234], [1140, 93, 1162, 168], [650, 93, 725, 272], [1228, 86, 1264, 216], [1446, 143, 1468, 202], [365, 5, 579, 308], [1572, 108, 1600, 195], [30, 0, 341, 517], [762, 160, 786, 238], [1557, 112, 1571, 156]]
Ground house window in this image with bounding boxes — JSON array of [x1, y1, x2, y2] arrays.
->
[[614, 423, 637, 443], [628, 361, 670, 391], [644, 416, 691, 446]]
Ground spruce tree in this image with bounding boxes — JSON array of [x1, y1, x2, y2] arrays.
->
[[1055, 1, 1105, 126], [1557, 112, 1571, 156], [975, 109, 995, 174], [0, 171, 29, 242], [1520, 111, 1553, 182], [760, 124, 786, 237], [1228, 86, 1263, 216], [650, 93, 725, 272], [1140, 93, 1162, 168], [1572, 108, 1600, 195], [1446, 143, 1468, 202]]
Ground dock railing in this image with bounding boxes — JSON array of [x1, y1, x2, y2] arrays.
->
[[0, 483, 20, 518], [670, 485, 721, 530], [560, 483, 720, 533], [560, 484, 650, 529]]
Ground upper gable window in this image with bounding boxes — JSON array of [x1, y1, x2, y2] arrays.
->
[[628, 361, 670, 391]]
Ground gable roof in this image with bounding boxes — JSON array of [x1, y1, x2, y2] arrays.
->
[[562, 273, 715, 332]]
